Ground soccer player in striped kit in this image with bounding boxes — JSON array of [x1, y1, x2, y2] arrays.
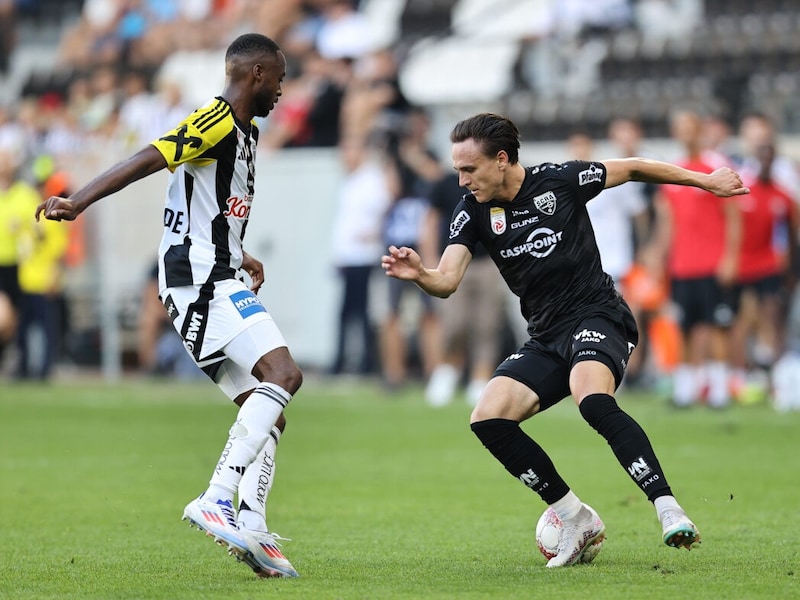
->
[[37, 33, 300, 578]]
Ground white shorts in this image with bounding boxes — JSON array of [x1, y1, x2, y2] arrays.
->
[[161, 279, 287, 399]]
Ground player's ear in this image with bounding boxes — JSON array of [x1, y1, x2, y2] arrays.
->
[[497, 150, 508, 169]]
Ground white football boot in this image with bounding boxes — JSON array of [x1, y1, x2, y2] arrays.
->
[[661, 508, 701, 550], [236, 528, 299, 578], [182, 495, 249, 556], [546, 503, 606, 568]]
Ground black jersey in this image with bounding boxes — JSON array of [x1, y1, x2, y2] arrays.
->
[[447, 160, 621, 337]]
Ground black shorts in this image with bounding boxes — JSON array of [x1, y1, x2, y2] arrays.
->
[[386, 275, 434, 315], [493, 302, 638, 412], [736, 274, 783, 300], [670, 276, 735, 332], [0, 265, 21, 308]]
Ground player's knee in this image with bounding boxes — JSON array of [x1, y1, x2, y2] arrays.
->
[[273, 363, 302, 395], [252, 354, 303, 395]]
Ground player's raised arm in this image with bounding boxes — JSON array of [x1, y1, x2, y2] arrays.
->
[[381, 243, 472, 298], [35, 145, 168, 222], [601, 157, 750, 197]]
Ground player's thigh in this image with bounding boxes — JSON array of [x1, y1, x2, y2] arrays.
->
[[569, 312, 636, 397], [470, 376, 541, 423], [214, 317, 297, 400], [476, 341, 571, 423]]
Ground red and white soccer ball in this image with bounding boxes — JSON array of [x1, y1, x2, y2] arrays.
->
[[535, 507, 604, 563]]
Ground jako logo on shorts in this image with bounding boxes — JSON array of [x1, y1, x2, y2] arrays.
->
[[230, 290, 267, 318]]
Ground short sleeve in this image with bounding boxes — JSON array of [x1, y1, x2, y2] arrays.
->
[[557, 160, 607, 205], [445, 196, 478, 254], [150, 99, 232, 172]]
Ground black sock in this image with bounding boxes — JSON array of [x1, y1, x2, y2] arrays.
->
[[579, 393, 672, 501], [471, 418, 570, 504]]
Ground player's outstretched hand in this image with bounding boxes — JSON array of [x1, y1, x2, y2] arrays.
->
[[241, 251, 265, 293], [35, 196, 82, 222], [706, 167, 750, 197], [381, 245, 422, 281]]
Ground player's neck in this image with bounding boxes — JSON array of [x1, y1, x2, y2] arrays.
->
[[495, 163, 527, 203], [220, 87, 254, 128]]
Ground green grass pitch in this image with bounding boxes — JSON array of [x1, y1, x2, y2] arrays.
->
[[1, 378, 798, 599]]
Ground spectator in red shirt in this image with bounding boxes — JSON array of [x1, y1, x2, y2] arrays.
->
[[729, 141, 799, 396], [651, 108, 742, 407]]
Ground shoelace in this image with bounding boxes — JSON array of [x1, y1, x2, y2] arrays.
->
[[216, 500, 238, 528], [267, 532, 291, 546]]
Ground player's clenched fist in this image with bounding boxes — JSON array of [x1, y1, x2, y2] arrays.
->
[[35, 196, 83, 222]]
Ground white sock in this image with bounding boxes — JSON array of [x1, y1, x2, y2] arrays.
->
[[672, 364, 696, 406], [237, 426, 281, 532], [706, 361, 730, 407], [654, 495, 681, 520], [206, 383, 291, 499], [550, 490, 583, 521], [425, 364, 459, 407]]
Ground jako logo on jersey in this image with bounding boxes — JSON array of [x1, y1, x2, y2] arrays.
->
[[533, 191, 557, 215], [224, 195, 253, 219], [490, 207, 507, 234], [573, 329, 606, 343], [627, 456, 653, 482], [449, 210, 470, 239], [578, 165, 603, 185], [499, 227, 563, 259], [230, 290, 267, 318], [505, 353, 524, 361]]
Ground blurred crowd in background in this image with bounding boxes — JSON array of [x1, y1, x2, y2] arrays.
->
[[2, 0, 800, 411]]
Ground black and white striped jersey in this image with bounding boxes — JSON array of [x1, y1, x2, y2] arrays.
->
[[151, 96, 258, 293]]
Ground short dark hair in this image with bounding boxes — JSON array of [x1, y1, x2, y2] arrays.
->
[[225, 33, 281, 62], [450, 113, 520, 164]]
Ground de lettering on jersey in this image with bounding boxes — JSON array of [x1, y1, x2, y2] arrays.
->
[[164, 208, 186, 234]]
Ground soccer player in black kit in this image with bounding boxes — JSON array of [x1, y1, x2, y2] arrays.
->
[[381, 113, 750, 567]]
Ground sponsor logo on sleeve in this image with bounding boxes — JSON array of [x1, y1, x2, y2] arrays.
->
[[578, 165, 603, 185], [449, 210, 471, 239]]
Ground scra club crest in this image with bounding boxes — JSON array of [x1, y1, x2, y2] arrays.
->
[[533, 191, 557, 215]]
